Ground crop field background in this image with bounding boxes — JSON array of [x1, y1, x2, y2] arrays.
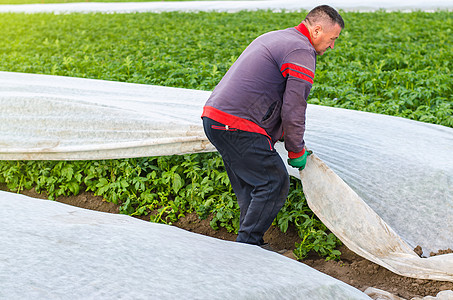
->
[[0, 9, 451, 259]]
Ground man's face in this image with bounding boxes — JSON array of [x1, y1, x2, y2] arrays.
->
[[312, 23, 342, 56]]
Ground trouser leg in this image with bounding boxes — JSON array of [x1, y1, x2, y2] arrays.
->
[[233, 146, 289, 245], [203, 117, 290, 245], [222, 161, 253, 231]]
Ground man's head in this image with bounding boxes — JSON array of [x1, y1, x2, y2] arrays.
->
[[303, 5, 344, 55]]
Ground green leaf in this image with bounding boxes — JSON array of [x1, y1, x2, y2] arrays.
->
[[172, 173, 184, 194]]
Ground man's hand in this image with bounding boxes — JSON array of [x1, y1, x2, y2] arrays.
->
[[288, 150, 310, 170]]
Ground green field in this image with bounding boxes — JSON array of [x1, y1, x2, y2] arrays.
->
[[1, 10, 451, 126], [0, 10, 451, 260]]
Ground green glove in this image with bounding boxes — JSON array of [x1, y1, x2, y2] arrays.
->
[[288, 150, 310, 170]]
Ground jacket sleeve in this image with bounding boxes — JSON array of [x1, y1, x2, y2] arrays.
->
[[280, 49, 316, 157]]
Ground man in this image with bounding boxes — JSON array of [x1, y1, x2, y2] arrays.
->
[[202, 5, 344, 248]]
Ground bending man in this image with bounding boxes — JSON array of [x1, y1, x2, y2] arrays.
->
[[202, 5, 344, 248]]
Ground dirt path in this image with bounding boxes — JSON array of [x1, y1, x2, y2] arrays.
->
[[5, 186, 453, 299]]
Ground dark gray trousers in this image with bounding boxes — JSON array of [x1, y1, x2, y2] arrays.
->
[[203, 117, 289, 245]]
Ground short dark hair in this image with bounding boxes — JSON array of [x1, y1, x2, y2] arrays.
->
[[305, 5, 345, 29]]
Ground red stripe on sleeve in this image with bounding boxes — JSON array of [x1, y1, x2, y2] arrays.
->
[[281, 63, 314, 78], [288, 148, 306, 159], [281, 68, 314, 84]]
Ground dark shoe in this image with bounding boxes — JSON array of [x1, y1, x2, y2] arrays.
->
[[259, 243, 287, 254]]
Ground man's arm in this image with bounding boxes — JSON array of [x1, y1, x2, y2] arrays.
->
[[280, 53, 315, 158]]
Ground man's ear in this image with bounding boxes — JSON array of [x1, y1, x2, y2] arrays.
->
[[312, 25, 323, 39]]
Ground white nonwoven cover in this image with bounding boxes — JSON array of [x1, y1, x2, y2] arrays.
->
[[0, 71, 215, 160], [1, 72, 452, 282], [0, 0, 451, 13], [287, 148, 453, 282], [0, 191, 371, 300]]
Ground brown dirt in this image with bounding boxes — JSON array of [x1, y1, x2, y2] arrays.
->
[[4, 185, 453, 299]]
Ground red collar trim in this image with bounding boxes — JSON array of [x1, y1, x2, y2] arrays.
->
[[295, 23, 313, 46]]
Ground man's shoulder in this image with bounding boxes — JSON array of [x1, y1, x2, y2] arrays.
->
[[257, 28, 315, 58], [259, 27, 297, 38], [260, 27, 312, 48]]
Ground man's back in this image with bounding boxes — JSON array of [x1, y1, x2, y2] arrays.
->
[[205, 26, 316, 146]]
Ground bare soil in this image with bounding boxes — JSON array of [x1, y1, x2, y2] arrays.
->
[[5, 186, 453, 299]]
